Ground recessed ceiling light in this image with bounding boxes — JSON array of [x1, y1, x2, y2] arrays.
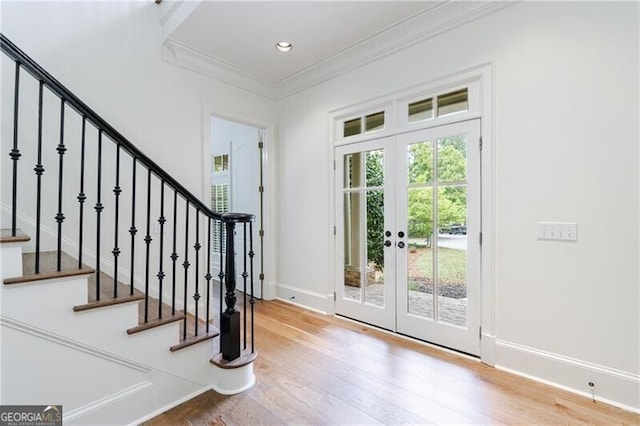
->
[[275, 41, 293, 52]]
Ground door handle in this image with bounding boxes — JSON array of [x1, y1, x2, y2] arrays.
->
[[384, 240, 392, 247], [397, 241, 405, 249]]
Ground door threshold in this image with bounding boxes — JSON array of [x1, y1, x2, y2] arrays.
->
[[334, 313, 479, 361]]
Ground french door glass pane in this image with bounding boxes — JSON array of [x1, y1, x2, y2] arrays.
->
[[436, 185, 467, 327], [365, 149, 384, 187], [438, 135, 467, 182], [407, 187, 433, 318], [344, 149, 385, 189], [408, 141, 433, 184], [405, 135, 469, 324], [343, 153, 361, 188], [365, 189, 384, 306], [342, 148, 386, 305], [343, 191, 362, 300]]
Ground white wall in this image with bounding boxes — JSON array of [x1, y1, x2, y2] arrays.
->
[[275, 1, 639, 410]]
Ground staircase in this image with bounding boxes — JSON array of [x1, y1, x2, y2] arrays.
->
[[0, 34, 257, 425]]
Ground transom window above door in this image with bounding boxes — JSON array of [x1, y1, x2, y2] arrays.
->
[[343, 110, 387, 138], [408, 88, 469, 123], [333, 80, 479, 146]]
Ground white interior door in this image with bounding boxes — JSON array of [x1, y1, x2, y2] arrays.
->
[[335, 120, 481, 355]]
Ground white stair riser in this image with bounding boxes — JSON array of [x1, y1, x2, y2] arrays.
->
[[0, 243, 25, 279], [2, 276, 95, 326]]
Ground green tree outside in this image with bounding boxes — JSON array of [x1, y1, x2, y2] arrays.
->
[[407, 137, 467, 239], [366, 150, 384, 272]]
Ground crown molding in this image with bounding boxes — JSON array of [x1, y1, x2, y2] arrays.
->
[[162, 39, 279, 99], [276, 1, 517, 99], [162, 1, 518, 101]]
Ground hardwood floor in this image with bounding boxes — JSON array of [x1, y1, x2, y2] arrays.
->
[[145, 299, 639, 425]]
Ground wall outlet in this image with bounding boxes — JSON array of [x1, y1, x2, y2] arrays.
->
[[537, 222, 577, 241]]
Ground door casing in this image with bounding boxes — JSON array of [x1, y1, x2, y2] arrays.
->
[[328, 64, 494, 363]]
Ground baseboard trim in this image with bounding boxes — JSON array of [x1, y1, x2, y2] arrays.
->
[[127, 386, 210, 426], [495, 339, 640, 413], [263, 281, 278, 300], [480, 333, 496, 366], [275, 283, 332, 314]]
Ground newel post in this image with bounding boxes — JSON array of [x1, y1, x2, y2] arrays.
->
[[220, 212, 254, 361]]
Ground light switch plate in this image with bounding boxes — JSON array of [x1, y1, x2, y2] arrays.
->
[[537, 222, 577, 241]]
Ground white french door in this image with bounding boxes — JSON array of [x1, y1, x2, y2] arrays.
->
[[395, 120, 481, 355], [335, 120, 481, 355], [335, 137, 396, 330]]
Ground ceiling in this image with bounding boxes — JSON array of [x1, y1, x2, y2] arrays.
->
[[160, 1, 512, 100]]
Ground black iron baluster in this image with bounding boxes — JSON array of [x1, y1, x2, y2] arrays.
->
[[249, 221, 255, 353], [77, 118, 86, 268], [157, 181, 166, 319], [258, 137, 265, 292], [218, 218, 224, 326], [205, 216, 212, 334], [193, 209, 201, 337], [242, 222, 248, 350], [144, 169, 152, 322], [34, 81, 44, 274], [112, 145, 121, 297], [129, 158, 137, 296], [95, 130, 104, 300], [10, 62, 21, 237], [170, 190, 178, 315], [55, 99, 66, 271], [182, 201, 190, 340]]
